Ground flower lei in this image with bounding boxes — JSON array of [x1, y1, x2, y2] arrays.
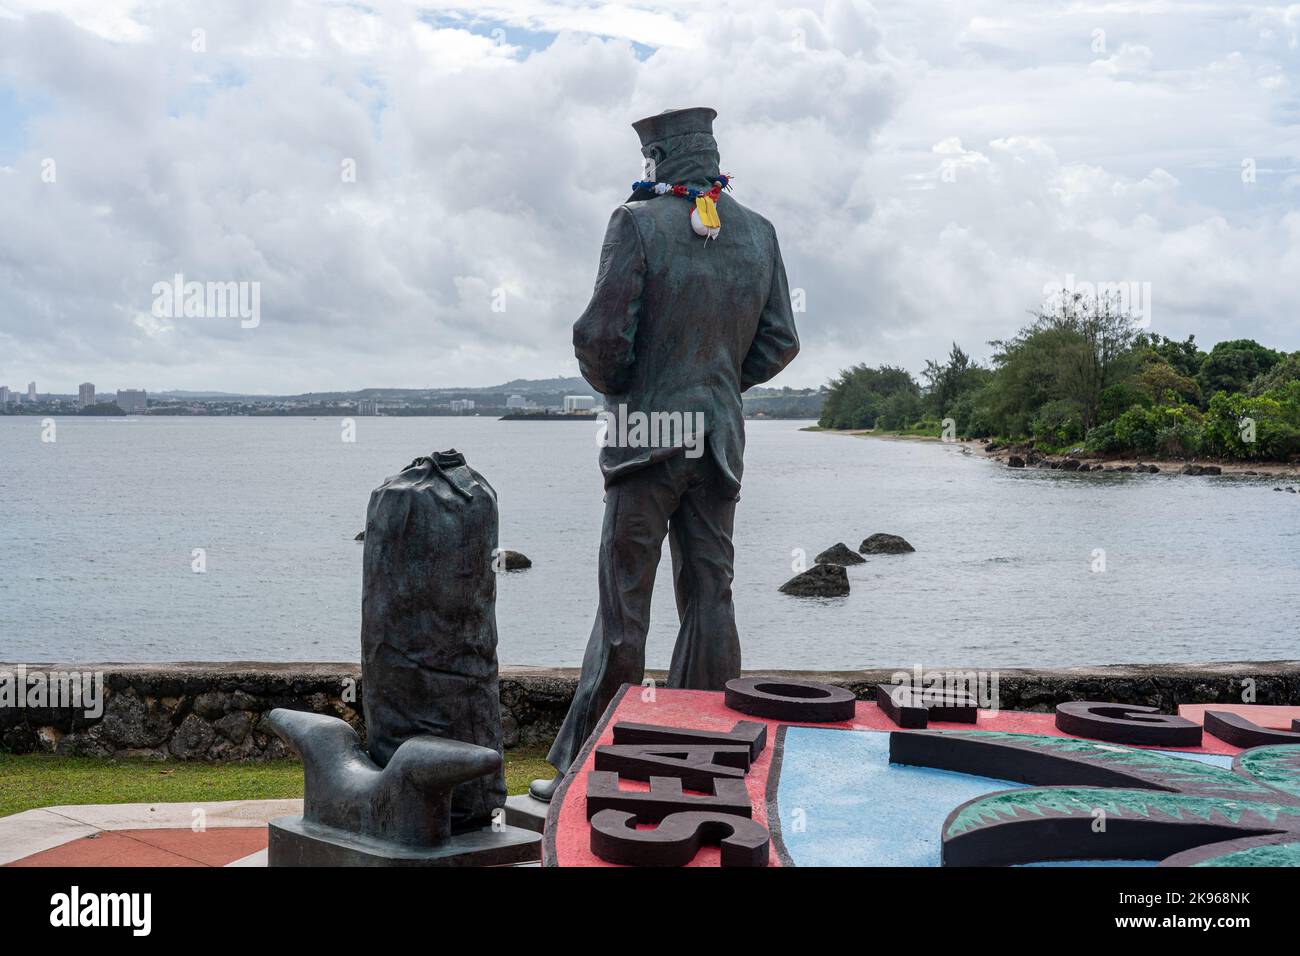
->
[[631, 173, 733, 240]]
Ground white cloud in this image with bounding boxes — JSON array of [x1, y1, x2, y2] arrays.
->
[[0, 0, 1299, 396]]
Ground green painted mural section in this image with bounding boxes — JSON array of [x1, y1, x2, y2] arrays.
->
[[1236, 746, 1300, 800], [1194, 841, 1300, 867], [946, 786, 1300, 837], [926, 730, 1281, 797]]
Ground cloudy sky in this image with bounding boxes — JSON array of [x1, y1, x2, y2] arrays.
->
[[2, 0, 1299, 395]]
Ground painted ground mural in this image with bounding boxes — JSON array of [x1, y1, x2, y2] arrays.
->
[[543, 681, 1300, 868]]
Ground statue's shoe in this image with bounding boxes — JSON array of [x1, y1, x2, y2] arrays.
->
[[528, 774, 561, 803]]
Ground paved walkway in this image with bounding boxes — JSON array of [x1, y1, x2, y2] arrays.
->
[[0, 799, 301, 867]]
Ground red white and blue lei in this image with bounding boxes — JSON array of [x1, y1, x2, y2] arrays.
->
[[631, 173, 733, 239]]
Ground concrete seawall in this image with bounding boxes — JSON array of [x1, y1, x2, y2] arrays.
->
[[2, 661, 1297, 761]]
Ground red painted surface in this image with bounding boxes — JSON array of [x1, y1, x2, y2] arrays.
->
[[6, 827, 267, 868], [1179, 703, 1300, 730], [549, 690, 1254, 867]]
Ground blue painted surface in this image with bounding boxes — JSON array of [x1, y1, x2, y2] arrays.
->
[[1153, 749, 1233, 768], [775, 727, 1023, 866], [773, 728, 1232, 867]]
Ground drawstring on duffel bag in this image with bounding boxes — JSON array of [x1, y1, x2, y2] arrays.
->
[[406, 449, 475, 501]]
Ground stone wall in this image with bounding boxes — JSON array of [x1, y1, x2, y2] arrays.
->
[[2, 661, 1297, 761]]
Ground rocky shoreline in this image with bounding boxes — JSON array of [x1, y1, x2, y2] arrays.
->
[[976, 439, 1300, 479], [3, 661, 1298, 762], [830, 429, 1300, 480]]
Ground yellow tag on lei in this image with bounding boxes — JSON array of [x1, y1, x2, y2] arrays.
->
[[696, 196, 721, 229]]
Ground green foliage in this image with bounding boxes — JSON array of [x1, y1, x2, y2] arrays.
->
[[1247, 352, 1300, 396], [877, 389, 924, 430], [1197, 339, 1283, 397], [984, 291, 1141, 437], [1083, 419, 1122, 453], [819, 304, 1298, 461], [1202, 389, 1300, 460], [0, 748, 552, 818], [741, 391, 825, 419], [1098, 381, 1150, 422], [817, 363, 921, 430], [1140, 333, 1206, 378], [1030, 398, 1084, 445], [1138, 360, 1201, 406], [946, 386, 996, 438], [922, 344, 991, 418], [1109, 403, 1204, 457]]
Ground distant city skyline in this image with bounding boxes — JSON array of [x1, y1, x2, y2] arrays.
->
[[0, 375, 594, 397]]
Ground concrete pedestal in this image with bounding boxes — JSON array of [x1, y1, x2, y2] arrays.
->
[[268, 816, 541, 867], [502, 794, 549, 833]]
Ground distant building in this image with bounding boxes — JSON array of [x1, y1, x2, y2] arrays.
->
[[450, 399, 476, 413], [357, 400, 378, 415], [79, 383, 96, 407], [563, 395, 596, 413], [117, 389, 148, 414], [506, 394, 528, 409], [27, 381, 36, 402], [0, 386, 9, 405]]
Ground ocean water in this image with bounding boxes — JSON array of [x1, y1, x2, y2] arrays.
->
[[1, 416, 1297, 668]]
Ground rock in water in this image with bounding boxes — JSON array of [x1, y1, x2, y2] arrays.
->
[[498, 549, 532, 571], [858, 533, 915, 555], [354, 530, 365, 541], [361, 449, 506, 831], [779, 564, 850, 597], [814, 543, 865, 566], [1007, 456, 1025, 468]]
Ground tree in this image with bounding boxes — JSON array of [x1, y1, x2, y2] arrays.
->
[[1140, 333, 1205, 379], [1138, 360, 1201, 407], [1197, 339, 1283, 398], [1035, 291, 1141, 433], [1247, 352, 1300, 396], [818, 364, 921, 430], [1202, 389, 1300, 460], [922, 343, 990, 420], [984, 290, 1141, 437]]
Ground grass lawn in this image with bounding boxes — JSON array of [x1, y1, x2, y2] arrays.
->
[[0, 747, 553, 818]]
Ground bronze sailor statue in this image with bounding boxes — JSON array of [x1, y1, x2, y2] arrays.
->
[[533, 106, 800, 799]]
